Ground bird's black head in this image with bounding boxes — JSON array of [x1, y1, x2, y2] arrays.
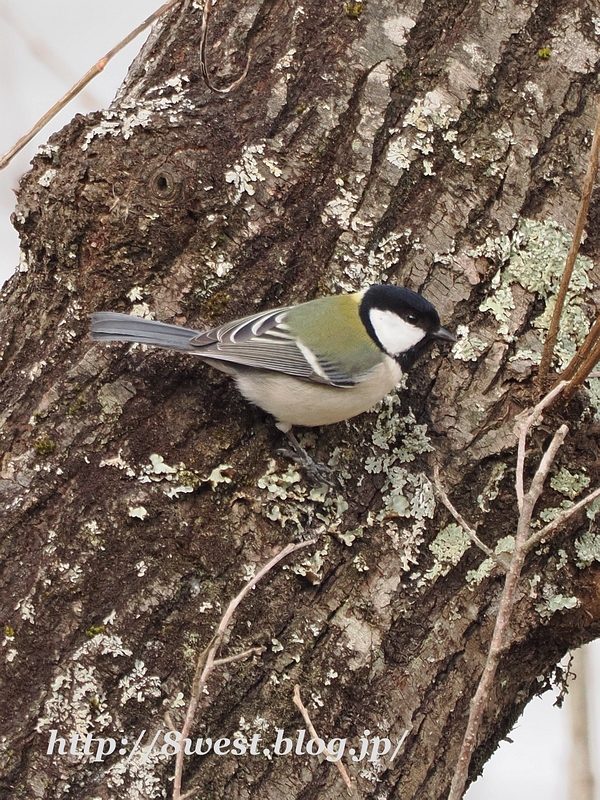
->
[[359, 285, 456, 368]]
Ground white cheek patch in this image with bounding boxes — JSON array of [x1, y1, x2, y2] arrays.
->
[[369, 309, 426, 355]]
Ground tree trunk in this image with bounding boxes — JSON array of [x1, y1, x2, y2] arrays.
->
[[2, 1, 600, 798]]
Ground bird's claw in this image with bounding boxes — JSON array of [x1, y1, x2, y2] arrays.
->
[[276, 435, 337, 489]]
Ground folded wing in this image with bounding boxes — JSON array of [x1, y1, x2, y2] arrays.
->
[[191, 307, 357, 387]]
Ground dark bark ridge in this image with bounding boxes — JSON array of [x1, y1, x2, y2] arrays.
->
[[1, 1, 600, 798]]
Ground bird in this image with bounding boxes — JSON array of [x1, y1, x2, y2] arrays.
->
[[90, 285, 455, 482]]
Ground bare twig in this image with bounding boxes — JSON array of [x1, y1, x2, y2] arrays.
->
[[527, 424, 570, 498], [448, 386, 597, 800], [164, 711, 177, 733], [199, 0, 252, 93], [432, 465, 507, 569], [560, 334, 600, 405], [515, 381, 568, 511], [447, 533, 528, 800], [0, 0, 184, 172], [558, 316, 600, 386], [213, 646, 265, 667], [524, 485, 600, 554], [538, 102, 600, 381], [293, 685, 355, 795], [172, 538, 316, 800]]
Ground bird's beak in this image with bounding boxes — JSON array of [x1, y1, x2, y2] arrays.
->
[[434, 326, 458, 342]]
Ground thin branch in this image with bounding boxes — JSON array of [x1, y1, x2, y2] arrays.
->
[[515, 381, 568, 511], [558, 315, 600, 385], [525, 485, 600, 554], [199, 0, 252, 94], [433, 465, 507, 569], [164, 711, 177, 733], [526, 424, 570, 503], [293, 685, 355, 795], [172, 538, 316, 800], [448, 386, 578, 800], [560, 335, 600, 405], [0, 0, 184, 172], [213, 646, 265, 667], [447, 532, 528, 800], [538, 102, 600, 381]]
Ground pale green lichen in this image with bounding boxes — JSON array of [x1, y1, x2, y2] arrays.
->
[[466, 558, 495, 585], [538, 500, 573, 524], [477, 463, 508, 512], [465, 534, 514, 585], [536, 593, 579, 619], [360, 395, 436, 567], [207, 464, 233, 489], [128, 506, 148, 520], [337, 527, 364, 546], [255, 453, 349, 534], [256, 396, 434, 568], [555, 549, 568, 570], [550, 467, 590, 499], [366, 394, 433, 472], [587, 497, 600, 520], [474, 218, 594, 368], [290, 543, 330, 584], [479, 283, 515, 335], [575, 529, 600, 568], [425, 524, 472, 582], [353, 554, 369, 572], [369, 467, 436, 523], [452, 325, 488, 362], [386, 520, 427, 572], [495, 535, 516, 555]]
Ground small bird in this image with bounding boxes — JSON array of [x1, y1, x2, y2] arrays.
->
[[91, 285, 455, 480]]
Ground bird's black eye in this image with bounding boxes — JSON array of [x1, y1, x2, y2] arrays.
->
[[407, 314, 417, 324]]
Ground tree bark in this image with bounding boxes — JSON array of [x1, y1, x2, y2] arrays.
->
[[1, 1, 600, 798]]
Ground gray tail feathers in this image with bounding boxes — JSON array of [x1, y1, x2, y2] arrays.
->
[[90, 312, 200, 352]]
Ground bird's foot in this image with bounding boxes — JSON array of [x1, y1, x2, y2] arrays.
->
[[277, 431, 336, 488]]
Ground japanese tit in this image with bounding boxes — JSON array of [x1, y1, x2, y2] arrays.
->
[[91, 286, 455, 471]]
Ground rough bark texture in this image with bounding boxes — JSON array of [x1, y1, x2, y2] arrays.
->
[[2, 1, 600, 798]]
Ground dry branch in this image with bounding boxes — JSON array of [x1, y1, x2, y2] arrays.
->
[[538, 102, 600, 381], [448, 385, 600, 800], [0, 0, 184, 171], [198, 0, 252, 93], [292, 684, 355, 795], [433, 464, 507, 569], [172, 538, 317, 800]]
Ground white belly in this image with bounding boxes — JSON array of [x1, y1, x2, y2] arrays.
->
[[233, 358, 402, 430]]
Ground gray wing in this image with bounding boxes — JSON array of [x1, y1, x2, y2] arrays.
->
[[190, 307, 356, 387], [91, 308, 357, 387]]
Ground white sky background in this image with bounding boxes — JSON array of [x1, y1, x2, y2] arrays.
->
[[0, 2, 598, 797], [0, 0, 158, 282]]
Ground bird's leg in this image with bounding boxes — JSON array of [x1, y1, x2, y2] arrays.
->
[[276, 429, 336, 488]]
